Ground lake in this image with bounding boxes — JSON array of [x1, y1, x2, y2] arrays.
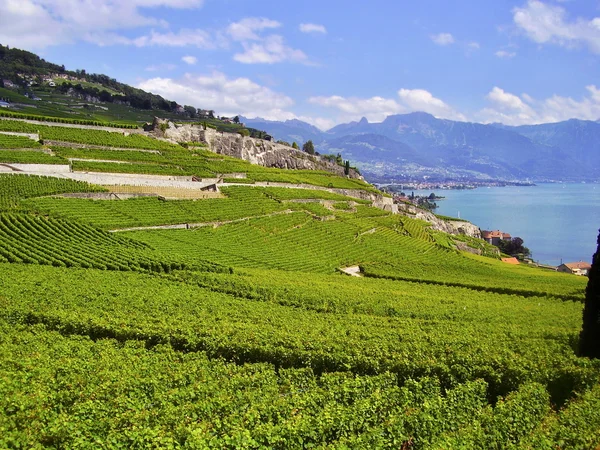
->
[[410, 183, 600, 266]]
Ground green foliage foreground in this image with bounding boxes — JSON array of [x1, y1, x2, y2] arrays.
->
[[0, 265, 599, 448]]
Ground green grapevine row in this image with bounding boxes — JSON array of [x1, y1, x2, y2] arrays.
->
[[0, 134, 41, 148], [0, 150, 67, 165], [3, 316, 598, 448], [0, 174, 105, 209], [0, 213, 224, 273], [126, 213, 586, 298], [0, 264, 595, 409], [0, 110, 138, 128]]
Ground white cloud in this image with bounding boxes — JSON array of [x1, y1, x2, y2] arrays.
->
[[513, 0, 600, 53], [137, 71, 296, 120], [309, 89, 465, 123], [298, 116, 335, 131], [0, 0, 70, 48], [309, 95, 404, 122], [182, 55, 198, 65], [223, 17, 312, 65], [495, 50, 517, 58], [227, 17, 281, 41], [145, 63, 177, 72], [398, 89, 466, 121], [130, 29, 217, 48], [431, 33, 455, 46], [467, 42, 480, 50], [0, 5, 313, 66], [234, 35, 309, 64], [479, 85, 600, 125], [0, 0, 204, 49], [486, 87, 535, 114], [299, 23, 327, 34]]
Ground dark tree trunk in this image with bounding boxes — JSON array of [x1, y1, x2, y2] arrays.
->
[[579, 229, 600, 358]]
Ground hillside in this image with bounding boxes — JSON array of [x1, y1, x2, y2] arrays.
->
[[1, 118, 599, 448], [0, 44, 271, 137]]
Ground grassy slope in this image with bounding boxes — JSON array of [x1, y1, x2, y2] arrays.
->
[[0, 124, 597, 448]]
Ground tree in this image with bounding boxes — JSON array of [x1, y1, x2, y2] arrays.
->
[[184, 105, 197, 118], [238, 128, 250, 137], [292, 142, 299, 150], [344, 160, 350, 176], [233, 115, 240, 124], [498, 237, 530, 258], [580, 230, 600, 358], [302, 140, 315, 155]]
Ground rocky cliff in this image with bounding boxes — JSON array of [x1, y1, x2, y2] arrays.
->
[[397, 202, 482, 238], [146, 118, 361, 179]]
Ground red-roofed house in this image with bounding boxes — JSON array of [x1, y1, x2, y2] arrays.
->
[[481, 230, 512, 246], [501, 257, 520, 265], [557, 261, 592, 276]]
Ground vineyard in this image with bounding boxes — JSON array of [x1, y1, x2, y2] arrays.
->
[[0, 212, 225, 273], [0, 263, 597, 448], [20, 186, 372, 229], [0, 123, 598, 448], [0, 150, 67, 165], [0, 174, 106, 209]]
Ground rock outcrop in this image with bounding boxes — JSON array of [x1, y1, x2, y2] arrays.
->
[[396, 202, 481, 238], [146, 118, 362, 179]]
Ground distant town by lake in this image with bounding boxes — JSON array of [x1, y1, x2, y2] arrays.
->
[[411, 183, 600, 267]]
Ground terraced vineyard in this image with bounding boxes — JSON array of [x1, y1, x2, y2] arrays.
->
[[0, 174, 106, 209], [0, 126, 375, 190], [0, 119, 179, 150], [126, 213, 585, 299], [0, 213, 223, 273], [0, 122, 598, 448], [0, 109, 138, 128], [21, 186, 371, 229]]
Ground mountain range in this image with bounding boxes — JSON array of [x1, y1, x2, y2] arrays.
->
[[242, 113, 599, 182]]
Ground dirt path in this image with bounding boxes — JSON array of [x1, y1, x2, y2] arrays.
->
[[109, 209, 296, 232]]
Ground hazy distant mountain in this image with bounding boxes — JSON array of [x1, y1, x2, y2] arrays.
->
[[328, 117, 372, 136], [504, 119, 600, 173], [248, 112, 595, 181], [240, 117, 326, 145], [323, 133, 426, 165]]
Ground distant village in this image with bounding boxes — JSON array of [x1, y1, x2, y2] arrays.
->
[[481, 229, 591, 275]]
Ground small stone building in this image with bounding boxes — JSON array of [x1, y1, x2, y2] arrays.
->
[[557, 261, 592, 276], [481, 230, 512, 246]]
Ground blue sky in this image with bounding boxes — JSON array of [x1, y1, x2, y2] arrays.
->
[[2, 0, 600, 129]]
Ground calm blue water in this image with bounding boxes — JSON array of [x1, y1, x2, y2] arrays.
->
[[410, 183, 600, 266]]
